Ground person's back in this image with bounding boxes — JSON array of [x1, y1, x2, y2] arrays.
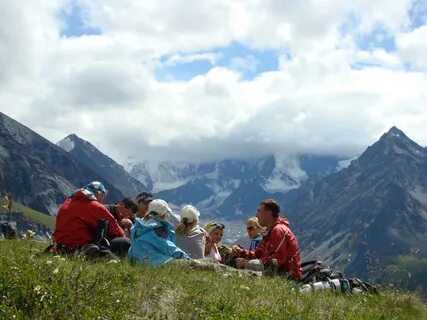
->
[[128, 199, 189, 265], [176, 226, 205, 259], [53, 189, 124, 251]]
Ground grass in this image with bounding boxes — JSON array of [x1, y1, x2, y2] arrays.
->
[[1, 240, 426, 320], [0, 202, 54, 229]]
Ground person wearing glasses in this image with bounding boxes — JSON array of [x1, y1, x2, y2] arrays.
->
[[246, 217, 264, 251], [232, 199, 302, 280], [204, 222, 225, 263]]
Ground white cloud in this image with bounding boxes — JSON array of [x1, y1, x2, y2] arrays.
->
[[162, 52, 220, 67], [1, 0, 427, 165], [396, 25, 427, 69]]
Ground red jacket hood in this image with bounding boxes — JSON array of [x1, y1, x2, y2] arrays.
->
[[72, 189, 97, 202], [274, 217, 290, 228]]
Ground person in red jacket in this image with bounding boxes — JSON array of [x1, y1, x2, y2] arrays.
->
[[53, 182, 127, 255], [232, 199, 302, 280]]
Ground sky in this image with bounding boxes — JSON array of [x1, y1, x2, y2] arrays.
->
[[1, 0, 427, 164]]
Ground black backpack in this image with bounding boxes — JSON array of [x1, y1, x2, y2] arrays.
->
[[301, 260, 343, 284], [300, 260, 378, 294]]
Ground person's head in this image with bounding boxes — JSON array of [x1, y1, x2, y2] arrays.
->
[[120, 218, 133, 230], [176, 205, 200, 235], [256, 199, 280, 228], [117, 198, 138, 219], [246, 217, 264, 239], [135, 192, 153, 217], [204, 222, 225, 244], [147, 199, 172, 220], [84, 181, 107, 203]]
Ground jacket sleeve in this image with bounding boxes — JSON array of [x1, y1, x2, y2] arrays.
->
[[95, 205, 125, 239], [257, 227, 286, 265]]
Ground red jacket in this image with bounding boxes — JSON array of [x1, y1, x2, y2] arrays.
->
[[241, 217, 302, 280], [53, 190, 124, 250]]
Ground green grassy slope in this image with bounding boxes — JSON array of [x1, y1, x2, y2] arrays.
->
[[0, 202, 54, 229], [1, 240, 426, 320]]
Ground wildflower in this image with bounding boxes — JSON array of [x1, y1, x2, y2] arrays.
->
[[46, 260, 53, 265], [107, 259, 119, 264], [53, 267, 59, 274]]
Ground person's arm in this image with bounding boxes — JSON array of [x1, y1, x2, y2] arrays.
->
[[258, 227, 286, 265], [95, 205, 125, 239], [193, 234, 206, 259]]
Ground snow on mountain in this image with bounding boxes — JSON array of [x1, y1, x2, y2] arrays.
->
[[57, 136, 75, 152], [262, 154, 308, 193], [127, 154, 343, 218]]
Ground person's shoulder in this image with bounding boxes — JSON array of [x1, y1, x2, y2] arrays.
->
[[89, 201, 111, 213], [271, 222, 289, 235]]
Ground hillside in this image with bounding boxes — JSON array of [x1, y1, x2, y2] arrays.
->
[[0, 202, 55, 229], [284, 127, 427, 277], [58, 134, 146, 197], [1, 240, 426, 319], [0, 112, 124, 215]]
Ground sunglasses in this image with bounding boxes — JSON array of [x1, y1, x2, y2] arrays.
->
[[212, 223, 225, 230], [246, 226, 255, 231]]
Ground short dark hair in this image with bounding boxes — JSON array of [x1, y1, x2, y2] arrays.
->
[[260, 199, 280, 217], [136, 192, 154, 204], [121, 198, 138, 214]]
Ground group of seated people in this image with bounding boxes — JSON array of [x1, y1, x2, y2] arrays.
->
[[52, 181, 302, 280]]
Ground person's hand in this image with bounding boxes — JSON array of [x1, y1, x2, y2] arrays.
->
[[120, 218, 133, 231], [231, 245, 243, 256], [235, 258, 248, 269]]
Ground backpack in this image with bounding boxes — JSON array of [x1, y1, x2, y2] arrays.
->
[[300, 260, 378, 294], [301, 260, 343, 284]]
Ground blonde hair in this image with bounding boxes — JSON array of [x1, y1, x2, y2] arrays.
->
[[204, 221, 225, 235], [176, 217, 197, 235], [246, 217, 263, 232]]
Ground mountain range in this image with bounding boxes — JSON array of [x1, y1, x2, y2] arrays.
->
[[0, 112, 124, 214], [2, 111, 427, 278], [57, 134, 146, 197], [283, 127, 427, 276], [128, 154, 343, 218]]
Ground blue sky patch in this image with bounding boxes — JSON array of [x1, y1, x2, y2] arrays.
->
[[340, 13, 396, 52], [354, 26, 396, 52], [156, 42, 280, 82], [59, 1, 101, 37], [409, 0, 427, 29]]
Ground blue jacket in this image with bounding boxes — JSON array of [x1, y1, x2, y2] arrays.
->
[[249, 235, 263, 251], [128, 217, 189, 266]]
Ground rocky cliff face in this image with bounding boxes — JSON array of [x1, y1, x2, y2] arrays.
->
[[58, 134, 146, 197], [0, 112, 123, 214], [284, 127, 427, 276], [130, 155, 341, 219]]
